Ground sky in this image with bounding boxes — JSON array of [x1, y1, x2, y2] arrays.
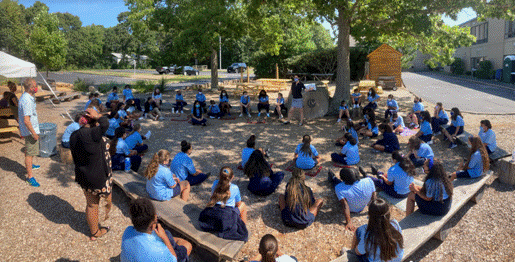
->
[[18, 0, 477, 29]]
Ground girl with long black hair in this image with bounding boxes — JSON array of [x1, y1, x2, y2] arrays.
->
[[244, 150, 285, 196], [293, 135, 320, 170]]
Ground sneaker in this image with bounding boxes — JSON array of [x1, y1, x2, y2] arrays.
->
[[267, 113, 270, 117], [180, 110, 184, 114], [32, 164, 40, 170], [449, 143, 457, 149], [27, 177, 40, 187], [427, 140, 433, 145], [239, 114, 243, 117], [247, 113, 251, 117], [298, 122, 303, 126], [258, 113, 261, 117], [209, 116, 215, 119], [279, 115, 283, 119], [283, 121, 290, 125], [337, 118, 341, 123], [171, 109, 175, 113]]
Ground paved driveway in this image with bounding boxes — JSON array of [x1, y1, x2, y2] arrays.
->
[[402, 72, 515, 114]]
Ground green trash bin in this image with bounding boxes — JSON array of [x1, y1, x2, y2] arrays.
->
[[39, 122, 57, 157]]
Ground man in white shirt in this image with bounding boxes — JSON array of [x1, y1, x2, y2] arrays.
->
[[18, 78, 40, 187]]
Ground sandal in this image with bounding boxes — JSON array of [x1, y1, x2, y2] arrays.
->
[[90, 226, 110, 241]]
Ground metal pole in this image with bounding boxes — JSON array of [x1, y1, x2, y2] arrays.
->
[[219, 36, 222, 70]]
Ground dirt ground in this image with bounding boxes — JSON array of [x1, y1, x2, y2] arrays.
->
[[0, 83, 514, 262]]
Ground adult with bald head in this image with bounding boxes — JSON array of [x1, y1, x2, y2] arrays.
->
[[18, 78, 40, 187]]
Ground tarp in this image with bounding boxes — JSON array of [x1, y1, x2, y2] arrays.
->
[[0, 51, 37, 78]]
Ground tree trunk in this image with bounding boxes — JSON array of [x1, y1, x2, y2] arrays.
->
[[211, 48, 218, 89], [331, 9, 351, 114]]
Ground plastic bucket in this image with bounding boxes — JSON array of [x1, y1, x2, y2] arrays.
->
[[39, 122, 57, 157]]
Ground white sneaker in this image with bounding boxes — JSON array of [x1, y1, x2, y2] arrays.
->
[[337, 118, 341, 123], [349, 118, 352, 121], [145, 131, 152, 139], [239, 114, 243, 117], [180, 110, 184, 114], [209, 116, 215, 119], [267, 113, 270, 117], [247, 113, 251, 117], [258, 113, 261, 117], [427, 140, 433, 145], [279, 115, 283, 119], [171, 109, 175, 113]]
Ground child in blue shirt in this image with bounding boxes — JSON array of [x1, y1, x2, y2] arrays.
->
[[207, 100, 223, 119], [125, 124, 149, 153], [363, 88, 380, 110], [408, 96, 424, 128], [390, 112, 405, 134], [294, 135, 320, 170], [219, 89, 231, 116], [105, 113, 122, 139], [250, 234, 298, 262], [257, 90, 270, 117], [195, 89, 207, 109], [328, 167, 376, 231], [385, 94, 399, 119], [431, 102, 449, 134], [244, 150, 285, 196], [174, 90, 187, 113], [337, 100, 351, 123], [368, 151, 416, 199], [275, 92, 287, 119], [61, 113, 82, 148], [170, 140, 209, 186], [145, 149, 190, 201], [450, 135, 490, 180], [414, 111, 433, 143], [123, 84, 142, 111], [209, 166, 247, 221], [478, 119, 497, 154], [351, 88, 362, 108], [191, 101, 207, 126], [331, 132, 359, 165], [372, 123, 400, 153], [358, 108, 379, 138], [106, 86, 119, 109], [337, 120, 360, 146], [441, 107, 464, 148], [241, 135, 257, 168], [109, 127, 141, 172], [407, 136, 434, 167], [239, 91, 251, 117]]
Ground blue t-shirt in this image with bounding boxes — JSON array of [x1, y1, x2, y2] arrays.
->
[[220, 96, 229, 103], [146, 165, 177, 201], [438, 110, 448, 120], [391, 116, 405, 128], [335, 177, 375, 213], [123, 89, 134, 100], [417, 143, 434, 159], [295, 144, 319, 169], [468, 150, 483, 178], [106, 118, 121, 137], [209, 104, 221, 114], [386, 99, 398, 110], [118, 109, 128, 119], [125, 131, 143, 150], [352, 93, 361, 101], [367, 94, 380, 103], [367, 122, 379, 135], [420, 121, 433, 135], [191, 107, 202, 118], [62, 122, 80, 143], [412, 102, 424, 112], [121, 226, 177, 262], [107, 92, 119, 103], [451, 115, 464, 127], [116, 138, 131, 156], [478, 128, 497, 152], [170, 152, 196, 181], [84, 99, 92, 111], [339, 105, 348, 111], [341, 141, 359, 165], [425, 178, 449, 201], [176, 94, 184, 101], [349, 127, 359, 145], [241, 147, 255, 167], [240, 95, 250, 104], [259, 95, 269, 103], [356, 219, 403, 262], [277, 97, 284, 105], [387, 163, 414, 195], [196, 93, 206, 102], [211, 180, 241, 207]]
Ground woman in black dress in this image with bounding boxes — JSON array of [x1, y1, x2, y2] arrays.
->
[[70, 108, 113, 240]]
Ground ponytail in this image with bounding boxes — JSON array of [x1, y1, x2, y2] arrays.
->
[[258, 234, 278, 262], [207, 167, 233, 207], [144, 150, 170, 179], [300, 135, 313, 157]]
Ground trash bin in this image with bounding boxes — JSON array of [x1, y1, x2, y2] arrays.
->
[[39, 122, 57, 157]]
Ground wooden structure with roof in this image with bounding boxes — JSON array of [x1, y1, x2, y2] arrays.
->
[[367, 44, 403, 87]]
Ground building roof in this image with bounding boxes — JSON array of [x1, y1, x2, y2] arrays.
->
[[367, 44, 403, 58]]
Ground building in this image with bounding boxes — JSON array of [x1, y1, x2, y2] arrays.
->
[[111, 53, 150, 65], [454, 17, 515, 71]]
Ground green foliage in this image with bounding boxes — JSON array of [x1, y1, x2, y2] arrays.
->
[[0, 0, 29, 57], [157, 77, 169, 91], [27, 11, 68, 72], [73, 78, 94, 92], [66, 25, 105, 68], [475, 60, 494, 79], [55, 12, 82, 33], [131, 80, 155, 93], [451, 58, 465, 75], [97, 81, 124, 93]]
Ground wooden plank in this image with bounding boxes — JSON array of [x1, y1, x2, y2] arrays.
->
[[489, 147, 511, 161], [378, 179, 424, 212], [0, 126, 18, 134]]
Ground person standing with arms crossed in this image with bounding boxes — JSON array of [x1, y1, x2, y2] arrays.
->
[[19, 78, 40, 187], [283, 75, 312, 126]]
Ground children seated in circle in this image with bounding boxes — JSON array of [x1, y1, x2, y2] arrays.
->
[[358, 108, 379, 138], [244, 150, 285, 196], [414, 111, 433, 143], [195, 89, 207, 109], [406, 159, 453, 216], [240, 91, 251, 117], [338, 120, 359, 145], [331, 133, 359, 165], [198, 167, 248, 241], [389, 112, 405, 134], [191, 100, 207, 126], [385, 94, 399, 119], [257, 90, 270, 117], [109, 127, 142, 172], [450, 135, 490, 180], [275, 92, 287, 119], [61, 113, 82, 148], [294, 135, 320, 170], [431, 102, 448, 134], [145, 149, 190, 201], [364, 88, 380, 110], [121, 198, 192, 262], [328, 167, 376, 231], [125, 124, 149, 154], [478, 119, 497, 155], [372, 123, 400, 153], [170, 140, 209, 186], [351, 88, 362, 108], [250, 234, 298, 262], [207, 100, 223, 119], [368, 151, 416, 199], [279, 168, 324, 229], [337, 100, 351, 123], [440, 107, 464, 149], [407, 96, 424, 128], [219, 89, 231, 116], [174, 90, 187, 114], [144, 97, 163, 120], [407, 136, 434, 167], [351, 198, 404, 262]]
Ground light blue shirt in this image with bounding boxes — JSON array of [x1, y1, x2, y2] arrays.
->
[[478, 128, 497, 152], [420, 121, 433, 135], [62, 122, 80, 143], [352, 93, 361, 101], [84, 99, 92, 111], [425, 178, 449, 201], [241, 148, 255, 167], [170, 152, 196, 181], [349, 127, 359, 144], [18, 92, 39, 136], [259, 96, 269, 103], [116, 138, 131, 155], [391, 116, 405, 128], [387, 163, 414, 195], [220, 96, 229, 103], [367, 94, 380, 103], [123, 89, 134, 100], [339, 105, 348, 111], [367, 122, 379, 135], [152, 93, 162, 100], [107, 92, 119, 102], [106, 118, 120, 137], [121, 226, 177, 262], [295, 143, 319, 169], [468, 150, 483, 178], [438, 110, 448, 120], [387, 99, 398, 110], [451, 115, 464, 127], [176, 94, 184, 101], [277, 97, 284, 105], [118, 109, 128, 119], [240, 95, 250, 104], [211, 180, 241, 207], [196, 93, 206, 102], [341, 141, 360, 165], [125, 131, 143, 150], [335, 177, 375, 213], [413, 102, 424, 112], [417, 143, 434, 159], [357, 219, 403, 262], [209, 104, 221, 114], [146, 165, 177, 201]]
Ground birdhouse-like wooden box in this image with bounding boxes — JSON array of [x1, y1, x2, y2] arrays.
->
[[367, 44, 403, 88]]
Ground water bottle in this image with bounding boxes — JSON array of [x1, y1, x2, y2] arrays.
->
[[125, 157, 131, 172]]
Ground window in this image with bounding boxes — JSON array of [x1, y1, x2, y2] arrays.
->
[[506, 20, 515, 39], [470, 23, 488, 44], [470, 57, 486, 70]]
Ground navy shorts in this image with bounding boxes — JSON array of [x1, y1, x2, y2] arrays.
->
[[165, 230, 189, 262], [456, 170, 472, 178], [415, 194, 452, 216], [446, 125, 464, 136], [172, 183, 181, 198]]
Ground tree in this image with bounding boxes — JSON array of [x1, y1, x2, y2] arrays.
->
[[0, 0, 29, 57], [55, 12, 82, 33], [27, 11, 68, 76], [24, 1, 49, 25], [66, 25, 105, 68]]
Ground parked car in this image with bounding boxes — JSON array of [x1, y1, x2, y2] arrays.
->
[[174, 66, 200, 76], [227, 63, 247, 73], [156, 65, 176, 74]]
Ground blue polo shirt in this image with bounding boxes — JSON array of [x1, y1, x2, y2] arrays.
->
[[367, 94, 380, 103], [417, 143, 434, 159], [277, 97, 284, 105], [425, 178, 449, 201], [118, 109, 128, 119], [211, 180, 241, 207], [391, 116, 405, 128], [356, 219, 403, 262], [241, 148, 255, 167], [413, 102, 424, 112], [62, 122, 80, 143], [341, 141, 359, 165], [420, 120, 433, 135], [209, 104, 221, 114], [468, 150, 483, 178], [367, 122, 379, 135], [170, 152, 196, 181], [196, 93, 206, 102], [259, 96, 269, 103], [116, 138, 131, 156], [107, 92, 119, 102], [123, 89, 134, 100], [176, 94, 184, 101], [478, 128, 497, 152], [387, 163, 414, 195], [146, 165, 177, 201], [125, 131, 143, 150], [121, 226, 177, 262], [106, 118, 121, 137], [438, 110, 448, 120], [220, 96, 229, 103], [352, 93, 361, 101], [387, 99, 399, 110], [452, 115, 464, 127], [335, 177, 375, 213], [339, 105, 348, 111], [295, 143, 319, 169], [349, 127, 359, 144], [240, 95, 250, 104]]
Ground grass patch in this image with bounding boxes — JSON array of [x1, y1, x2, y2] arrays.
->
[[131, 80, 156, 93], [73, 78, 95, 92]]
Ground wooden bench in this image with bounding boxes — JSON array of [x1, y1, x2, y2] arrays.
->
[[440, 128, 510, 162], [51, 93, 81, 104], [331, 171, 492, 262], [0, 108, 18, 135], [112, 171, 246, 262], [35, 91, 67, 102]]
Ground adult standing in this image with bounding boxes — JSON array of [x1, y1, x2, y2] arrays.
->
[[284, 75, 308, 126], [18, 78, 40, 187], [70, 108, 112, 240], [6, 81, 19, 122]]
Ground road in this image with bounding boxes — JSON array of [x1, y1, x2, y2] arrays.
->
[[402, 71, 515, 114]]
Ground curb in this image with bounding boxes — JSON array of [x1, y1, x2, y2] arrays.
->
[[427, 72, 515, 92]]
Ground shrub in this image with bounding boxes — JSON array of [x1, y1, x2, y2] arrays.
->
[[132, 80, 156, 93], [73, 78, 94, 92], [465, 71, 472, 76], [451, 58, 465, 75], [475, 60, 494, 79], [97, 81, 123, 93]]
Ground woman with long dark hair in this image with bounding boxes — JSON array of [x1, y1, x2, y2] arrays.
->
[[440, 107, 464, 149], [368, 151, 416, 199], [406, 159, 453, 216], [450, 135, 490, 180], [191, 100, 207, 126], [250, 234, 298, 262], [219, 89, 231, 115], [294, 135, 320, 170], [244, 150, 285, 196], [351, 198, 404, 261], [257, 89, 270, 117]]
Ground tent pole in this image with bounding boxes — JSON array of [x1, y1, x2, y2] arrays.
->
[[38, 72, 74, 121]]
